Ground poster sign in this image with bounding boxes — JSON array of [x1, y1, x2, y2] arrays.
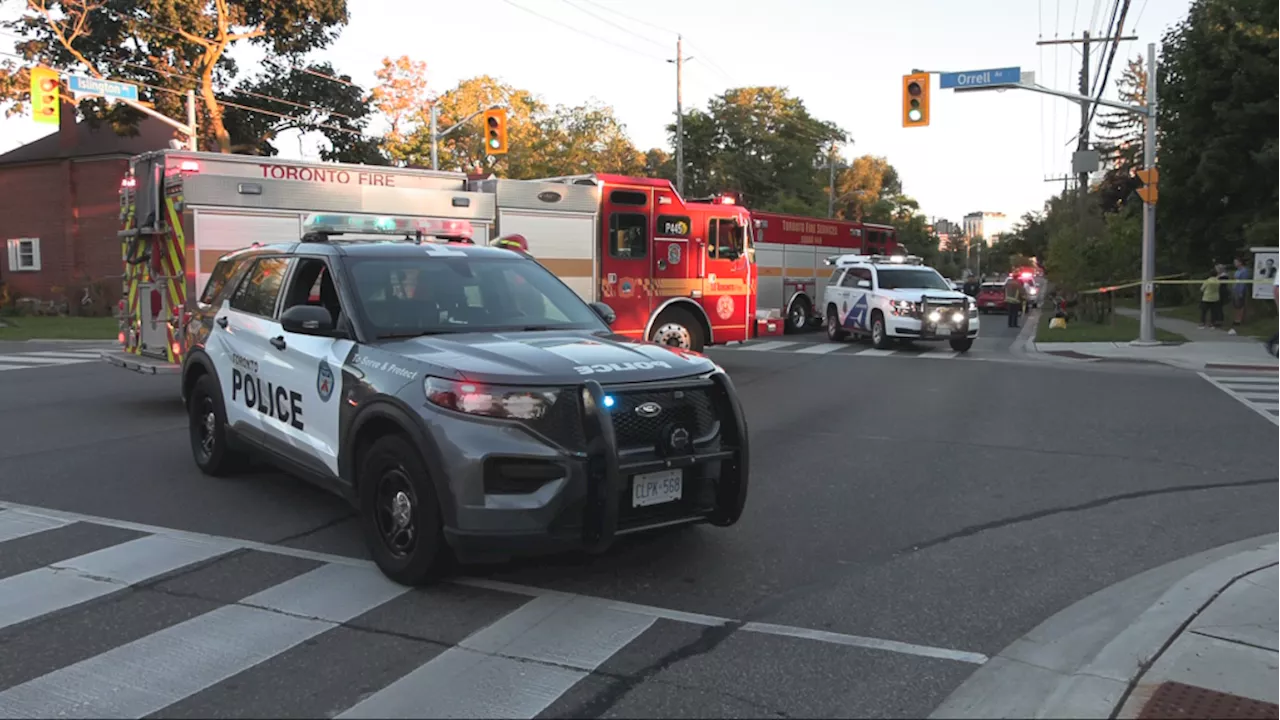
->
[[1252, 249, 1277, 300]]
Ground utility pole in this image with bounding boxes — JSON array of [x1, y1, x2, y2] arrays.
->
[[1036, 30, 1137, 191], [674, 35, 686, 195], [828, 142, 837, 218]]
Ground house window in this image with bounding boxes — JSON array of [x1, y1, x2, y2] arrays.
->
[[6, 238, 41, 272]]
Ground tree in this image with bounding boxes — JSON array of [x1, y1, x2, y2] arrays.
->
[[1157, 0, 1278, 267], [831, 155, 901, 221], [667, 86, 846, 212], [1094, 55, 1148, 214], [370, 55, 430, 165], [0, 0, 361, 155]]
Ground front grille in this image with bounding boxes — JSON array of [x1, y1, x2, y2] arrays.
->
[[525, 391, 587, 450], [606, 384, 719, 450]]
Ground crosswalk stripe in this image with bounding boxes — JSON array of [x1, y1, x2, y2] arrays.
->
[[0, 354, 91, 365], [917, 351, 961, 360], [0, 564, 410, 719], [794, 343, 845, 355], [737, 340, 796, 352], [0, 534, 232, 632], [337, 593, 654, 719], [0, 510, 70, 544], [854, 348, 897, 357], [1199, 372, 1280, 427], [1210, 376, 1279, 384], [18, 351, 103, 360]]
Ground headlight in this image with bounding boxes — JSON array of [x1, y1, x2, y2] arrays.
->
[[891, 300, 918, 317], [424, 376, 564, 421]]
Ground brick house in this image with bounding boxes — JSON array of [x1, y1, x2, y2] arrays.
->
[[0, 112, 174, 307]]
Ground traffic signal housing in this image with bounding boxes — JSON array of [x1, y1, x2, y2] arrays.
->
[[902, 72, 929, 128], [1136, 168, 1158, 204], [30, 66, 60, 125], [483, 108, 508, 155]]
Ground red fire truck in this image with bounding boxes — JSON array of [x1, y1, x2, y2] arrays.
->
[[750, 210, 906, 332]]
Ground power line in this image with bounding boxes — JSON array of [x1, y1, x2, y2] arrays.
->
[[1085, 0, 1133, 131], [497, 0, 666, 62], [558, 0, 668, 51], [581, 1, 737, 87]]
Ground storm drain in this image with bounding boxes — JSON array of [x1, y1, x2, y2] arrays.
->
[[1134, 681, 1279, 719]]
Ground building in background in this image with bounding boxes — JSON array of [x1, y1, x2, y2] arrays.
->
[[932, 218, 963, 252], [962, 211, 1011, 245], [0, 112, 174, 305]]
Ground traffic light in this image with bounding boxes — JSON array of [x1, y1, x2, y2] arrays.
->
[[483, 108, 508, 155], [30, 66, 60, 125], [1136, 168, 1158, 204], [902, 72, 929, 128]]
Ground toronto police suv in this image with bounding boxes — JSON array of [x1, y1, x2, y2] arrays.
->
[[181, 230, 750, 585]]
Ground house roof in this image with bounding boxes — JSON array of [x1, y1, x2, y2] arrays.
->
[[0, 115, 176, 166]]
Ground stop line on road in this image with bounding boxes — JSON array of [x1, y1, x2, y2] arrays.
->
[[1199, 372, 1279, 426], [711, 339, 984, 360], [0, 349, 104, 373], [0, 503, 988, 719]]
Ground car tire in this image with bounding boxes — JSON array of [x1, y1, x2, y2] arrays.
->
[[826, 305, 847, 341], [188, 373, 244, 477], [870, 311, 890, 349], [786, 296, 811, 333], [358, 434, 446, 586], [649, 306, 706, 352], [950, 338, 974, 353]]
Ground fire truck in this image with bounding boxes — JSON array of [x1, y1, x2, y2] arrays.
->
[[750, 210, 906, 332], [104, 151, 903, 373]]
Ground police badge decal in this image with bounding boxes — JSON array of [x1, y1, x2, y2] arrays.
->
[[316, 360, 335, 402]]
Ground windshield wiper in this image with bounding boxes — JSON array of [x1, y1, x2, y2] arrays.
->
[[377, 330, 462, 339]]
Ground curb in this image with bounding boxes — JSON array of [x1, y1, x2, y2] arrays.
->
[[930, 533, 1278, 719], [21, 338, 117, 344]]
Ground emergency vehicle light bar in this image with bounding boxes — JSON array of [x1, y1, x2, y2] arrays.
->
[[301, 213, 474, 239]]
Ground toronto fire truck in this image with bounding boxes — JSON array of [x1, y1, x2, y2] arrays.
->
[[104, 152, 905, 373], [750, 210, 905, 332]]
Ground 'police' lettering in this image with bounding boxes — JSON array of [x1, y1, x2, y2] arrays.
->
[[573, 360, 672, 375], [231, 367, 304, 431]]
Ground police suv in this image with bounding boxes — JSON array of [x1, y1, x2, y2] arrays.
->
[[822, 254, 980, 352], [181, 229, 750, 586]]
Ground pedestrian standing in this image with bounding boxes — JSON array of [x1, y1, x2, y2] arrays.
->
[[1199, 268, 1222, 329], [1215, 264, 1230, 328], [1004, 275, 1025, 328], [1228, 257, 1250, 335], [1267, 280, 1278, 357]]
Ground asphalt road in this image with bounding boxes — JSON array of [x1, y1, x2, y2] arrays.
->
[[0, 319, 1276, 719]]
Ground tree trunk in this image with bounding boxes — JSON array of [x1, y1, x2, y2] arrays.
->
[[199, 52, 231, 153]]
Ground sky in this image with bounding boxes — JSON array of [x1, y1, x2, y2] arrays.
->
[[0, 0, 1193, 227]]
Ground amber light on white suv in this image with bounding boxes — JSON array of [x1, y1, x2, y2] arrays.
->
[[424, 376, 565, 421]]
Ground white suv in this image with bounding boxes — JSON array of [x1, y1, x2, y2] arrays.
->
[[822, 254, 980, 352]]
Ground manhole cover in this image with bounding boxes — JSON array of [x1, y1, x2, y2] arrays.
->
[[1135, 681, 1279, 719]]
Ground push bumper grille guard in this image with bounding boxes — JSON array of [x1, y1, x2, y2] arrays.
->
[[919, 294, 971, 338], [577, 372, 750, 552]]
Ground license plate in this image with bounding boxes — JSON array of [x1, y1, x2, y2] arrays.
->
[[632, 469, 683, 507], [984, 301, 995, 307]]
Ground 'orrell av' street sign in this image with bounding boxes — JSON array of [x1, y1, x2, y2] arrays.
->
[[939, 67, 1022, 90], [67, 74, 139, 102]]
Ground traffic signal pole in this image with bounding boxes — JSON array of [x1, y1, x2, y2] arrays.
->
[[924, 43, 1160, 344], [429, 103, 505, 171]]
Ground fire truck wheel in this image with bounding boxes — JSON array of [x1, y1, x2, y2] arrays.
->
[[187, 373, 244, 476], [826, 305, 847, 341], [786, 297, 811, 333], [358, 434, 447, 586], [949, 338, 974, 353], [870, 311, 890, 349], [649, 307, 705, 352]]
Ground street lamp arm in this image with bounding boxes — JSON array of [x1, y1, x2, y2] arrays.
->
[[1019, 82, 1150, 117], [436, 103, 505, 140]]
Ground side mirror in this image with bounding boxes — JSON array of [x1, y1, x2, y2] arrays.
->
[[857, 279, 871, 289], [588, 301, 616, 326], [281, 305, 336, 336]]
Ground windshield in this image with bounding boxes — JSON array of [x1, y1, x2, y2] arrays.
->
[[345, 254, 607, 338], [876, 268, 951, 291]]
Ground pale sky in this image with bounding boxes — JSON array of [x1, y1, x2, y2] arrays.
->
[[1, 0, 1192, 226]]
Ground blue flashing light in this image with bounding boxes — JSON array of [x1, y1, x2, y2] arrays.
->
[[603, 394, 616, 409]]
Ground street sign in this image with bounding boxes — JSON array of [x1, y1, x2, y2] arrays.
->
[[939, 67, 1022, 90], [67, 75, 139, 102]]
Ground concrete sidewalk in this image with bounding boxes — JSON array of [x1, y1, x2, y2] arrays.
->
[[1029, 307, 1278, 371], [932, 534, 1279, 719]]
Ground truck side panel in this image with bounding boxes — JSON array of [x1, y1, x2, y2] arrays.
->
[[494, 208, 597, 303], [191, 210, 302, 298]]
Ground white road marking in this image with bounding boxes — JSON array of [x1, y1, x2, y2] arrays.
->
[[854, 348, 897, 357], [794, 343, 845, 355], [338, 593, 654, 719], [0, 564, 410, 719], [0, 509, 71, 543], [18, 351, 104, 360], [0, 501, 991, 668], [0, 534, 233, 632], [741, 622, 988, 665], [1199, 372, 1280, 427], [738, 340, 797, 352]]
